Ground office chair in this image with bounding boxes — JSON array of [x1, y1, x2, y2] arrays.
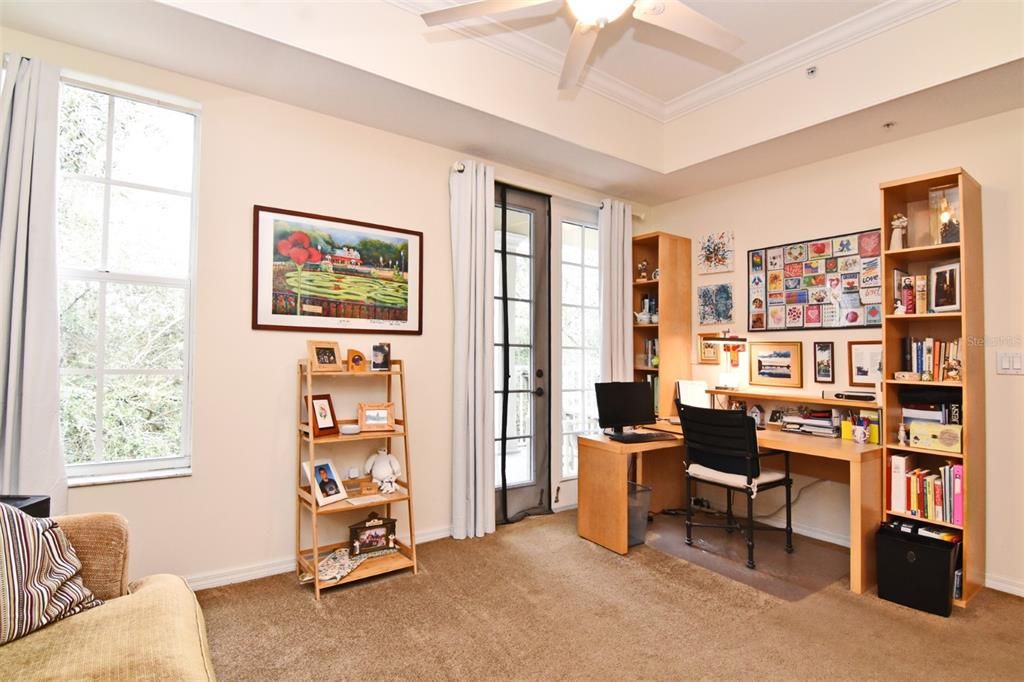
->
[[675, 401, 793, 569]]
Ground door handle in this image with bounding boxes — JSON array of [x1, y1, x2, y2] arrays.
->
[[532, 387, 545, 397]]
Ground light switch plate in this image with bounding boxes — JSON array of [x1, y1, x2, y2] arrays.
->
[[996, 351, 1024, 375]]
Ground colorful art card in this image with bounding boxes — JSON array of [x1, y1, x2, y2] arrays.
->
[[840, 307, 865, 326], [833, 235, 857, 255], [860, 256, 881, 288], [750, 294, 766, 311], [786, 304, 804, 328], [865, 304, 882, 325], [766, 248, 784, 270], [838, 256, 860, 273], [784, 262, 803, 278], [784, 243, 808, 263], [805, 304, 822, 327], [808, 240, 832, 258], [767, 305, 786, 329], [858, 231, 882, 257], [750, 274, 765, 291], [825, 257, 838, 273], [803, 259, 824, 275], [767, 291, 785, 305], [750, 312, 766, 330], [785, 289, 809, 305], [784, 277, 802, 291], [841, 273, 860, 292], [807, 287, 829, 304], [821, 304, 839, 327], [750, 250, 765, 272], [767, 271, 784, 291], [803, 274, 825, 288], [859, 286, 882, 304]]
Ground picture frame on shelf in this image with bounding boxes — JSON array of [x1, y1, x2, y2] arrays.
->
[[358, 402, 395, 432], [929, 262, 961, 313], [347, 348, 368, 372], [814, 341, 835, 384], [307, 394, 340, 438], [848, 340, 883, 387], [371, 342, 392, 371], [307, 459, 347, 506], [697, 333, 721, 365], [349, 512, 397, 556], [307, 340, 342, 372], [251, 205, 423, 335], [749, 341, 803, 388]]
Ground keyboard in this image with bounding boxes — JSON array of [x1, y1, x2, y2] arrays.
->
[[607, 431, 677, 444]]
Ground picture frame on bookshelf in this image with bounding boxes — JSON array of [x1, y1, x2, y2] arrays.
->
[[308, 394, 340, 438], [697, 333, 721, 364], [307, 459, 348, 506], [813, 341, 835, 384], [349, 512, 397, 556], [307, 340, 343, 372], [848, 341, 882, 387], [358, 402, 395, 432], [749, 341, 802, 388], [929, 262, 961, 313]]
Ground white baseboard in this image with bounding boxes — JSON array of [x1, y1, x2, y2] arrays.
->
[[985, 573, 1024, 597], [185, 524, 451, 591], [552, 502, 577, 513]]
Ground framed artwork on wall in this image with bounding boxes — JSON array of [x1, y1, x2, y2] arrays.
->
[[813, 341, 835, 384], [697, 333, 721, 364], [252, 205, 423, 334], [749, 341, 803, 388], [748, 228, 882, 332], [848, 341, 883, 387]]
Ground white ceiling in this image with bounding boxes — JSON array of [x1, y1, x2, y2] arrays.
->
[[409, 0, 882, 102]]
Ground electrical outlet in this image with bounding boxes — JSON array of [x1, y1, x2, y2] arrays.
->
[[997, 352, 1024, 375]]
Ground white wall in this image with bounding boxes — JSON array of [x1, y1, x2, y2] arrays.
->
[[647, 108, 1024, 595], [1, 27, 626, 586]]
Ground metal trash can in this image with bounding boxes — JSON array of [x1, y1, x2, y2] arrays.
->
[[877, 521, 961, 617], [627, 482, 652, 546]]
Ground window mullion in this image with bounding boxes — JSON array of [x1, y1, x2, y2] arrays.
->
[[92, 95, 115, 464]]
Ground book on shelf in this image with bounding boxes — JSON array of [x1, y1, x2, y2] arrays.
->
[[900, 336, 962, 382], [889, 455, 963, 525], [644, 374, 660, 414]]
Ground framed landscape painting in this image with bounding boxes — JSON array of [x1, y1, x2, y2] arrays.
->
[[252, 206, 423, 334], [749, 341, 803, 388]]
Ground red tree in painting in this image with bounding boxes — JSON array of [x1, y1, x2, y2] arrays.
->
[[277, 231, 322, 269]]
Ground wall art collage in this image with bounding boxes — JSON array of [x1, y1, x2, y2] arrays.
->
[[747, 228, 883, 332]]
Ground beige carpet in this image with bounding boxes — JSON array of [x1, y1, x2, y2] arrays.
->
[[197, 512, 1023, 680]]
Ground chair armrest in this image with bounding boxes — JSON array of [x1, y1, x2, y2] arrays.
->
[[54, 513, 129, 600]]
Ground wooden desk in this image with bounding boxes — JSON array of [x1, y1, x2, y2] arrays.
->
[[576, 425, 883, 594]]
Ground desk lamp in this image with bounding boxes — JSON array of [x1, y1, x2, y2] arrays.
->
[[704, 329, 747, 389]]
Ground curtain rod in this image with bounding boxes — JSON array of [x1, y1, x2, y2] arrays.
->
[[452, 162, 644, 220]]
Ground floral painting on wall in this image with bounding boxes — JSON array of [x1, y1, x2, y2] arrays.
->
[[698, 284, 734, 325], [697, 230, 735, 274]]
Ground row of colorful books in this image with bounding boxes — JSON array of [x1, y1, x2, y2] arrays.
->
[[890, 455, 963, 526], [900, 336, 962, 382]]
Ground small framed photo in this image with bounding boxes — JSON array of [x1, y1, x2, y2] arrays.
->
[[697, 333, 720, 365], [349, 512, 397, 556], [749, 341, 803, 388], [307, 340, 342, 372], [814, 341, 835, 384], [358, 402, 395, 432], [307, 459, 347, 506], [371, 342, 392, 371], [307, 394, 339, 438], [929, 262, 960, 312], [848, 340, 883, 387]]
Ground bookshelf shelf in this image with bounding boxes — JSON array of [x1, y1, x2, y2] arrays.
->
[[706, 388, 879, 410], [885, 509, 962, 530], [632, 232, 691, 418], [880, 167, 984, 608]]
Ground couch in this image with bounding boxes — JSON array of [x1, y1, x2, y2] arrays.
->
[[0, 513, 216, 681]]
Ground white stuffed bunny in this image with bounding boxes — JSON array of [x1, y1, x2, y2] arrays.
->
[[365, 449, 402, 494]]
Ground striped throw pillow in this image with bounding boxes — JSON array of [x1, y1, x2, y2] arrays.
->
[[0, 502, 102, 645]]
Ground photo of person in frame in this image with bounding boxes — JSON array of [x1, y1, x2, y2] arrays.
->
[[315, 346, 337, 365], [316, 464, 340, 497], [371, 342, 391, 371]]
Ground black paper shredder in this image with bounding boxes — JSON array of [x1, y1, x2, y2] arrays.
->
[[877, 521, 960, 617]]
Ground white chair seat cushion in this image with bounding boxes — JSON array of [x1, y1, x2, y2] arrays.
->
[[685, 463, 785, 498]]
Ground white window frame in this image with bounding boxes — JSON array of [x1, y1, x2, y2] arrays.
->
[[57, 73, 201, 482], [550, 199, 600, 506]]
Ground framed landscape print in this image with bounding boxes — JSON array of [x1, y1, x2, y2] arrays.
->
[[848, 340, 883, 387], [252, 206, 423, 334], [749, 341, 802, 388], [748, 228, 881, 332]]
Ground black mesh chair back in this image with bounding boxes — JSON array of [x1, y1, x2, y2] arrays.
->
[[675, 401, 760, 479]]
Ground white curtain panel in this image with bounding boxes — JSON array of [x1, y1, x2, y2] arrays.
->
[[449, 160, 495, 539], [599, 199, 633, 382], [0, 54, 66, 512]]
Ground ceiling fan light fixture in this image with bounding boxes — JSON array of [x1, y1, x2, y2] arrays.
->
[[566, 0, 634, 27]]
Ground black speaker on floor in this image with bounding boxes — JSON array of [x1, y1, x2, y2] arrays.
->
[[0, 495, 51, 518], [877, 522, 960, 617]]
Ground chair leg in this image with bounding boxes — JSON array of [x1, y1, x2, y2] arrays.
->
[[745, 492, 756, 569], [684, 473, 693, 546], [725, 490, 734, 533], [785, 478, 794, 554]]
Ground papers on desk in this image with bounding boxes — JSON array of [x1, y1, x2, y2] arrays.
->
[[781, 409, 840, 438]]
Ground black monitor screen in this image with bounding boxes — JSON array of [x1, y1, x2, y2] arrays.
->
[[595, 382, 656, 431]]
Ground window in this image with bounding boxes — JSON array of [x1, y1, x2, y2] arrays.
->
[[559, 220, 601, 478], [56, 79, 198, 479]]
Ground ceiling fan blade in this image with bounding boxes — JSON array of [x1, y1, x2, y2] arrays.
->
[[558, 21, 600, 90], [421, 0, 561, 26], [632, 0, 743, 54]]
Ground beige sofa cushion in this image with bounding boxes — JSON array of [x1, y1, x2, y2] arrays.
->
[[0, 574, 216, 681]]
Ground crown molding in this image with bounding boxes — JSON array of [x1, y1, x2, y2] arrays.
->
[[389, 0, 957, 123], [387, 0, 666, 121]]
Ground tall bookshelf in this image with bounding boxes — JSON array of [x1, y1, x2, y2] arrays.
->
[[632, 232, 691, 418], [879, 168, 985, 607]]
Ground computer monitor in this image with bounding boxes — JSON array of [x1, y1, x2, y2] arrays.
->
[[595, 382, 657, 433]]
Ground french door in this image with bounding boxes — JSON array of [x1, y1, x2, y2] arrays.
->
[[494, 184, 551, 524]]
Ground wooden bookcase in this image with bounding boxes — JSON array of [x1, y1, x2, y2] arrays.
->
[[879, 167, 985, 607], [632, 232, 692, 417], [295, 358, 417, 599]]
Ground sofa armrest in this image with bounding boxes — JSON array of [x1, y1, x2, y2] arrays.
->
[[54, 513, 129, 600]]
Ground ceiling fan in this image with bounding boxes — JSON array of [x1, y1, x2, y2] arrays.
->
[[420, 0, 744, 89]]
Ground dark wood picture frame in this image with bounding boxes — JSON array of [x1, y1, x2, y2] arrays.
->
[[349, 512, 397, 556], [813, 341, 835, 384], [848, 340, 883, 387], [308, 394, 339, 438], [252, 205, 424, 335]]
